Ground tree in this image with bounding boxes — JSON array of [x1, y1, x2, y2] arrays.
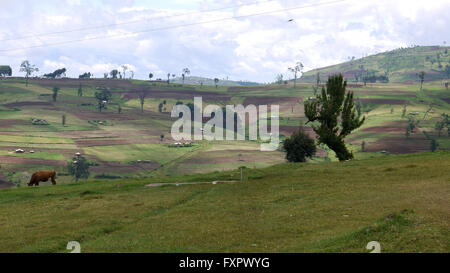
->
[[214, 78, 219, 89], [67, 153, 90, 182], [288, 62, 303, 89], [430, 139, 438, 152], [402, 104, 407, 118], [110, 69, 119, 79], [160, 134, 164, 142], [361, 140, 365, 152], [418, 71, 425, 91], [167, 73, 171, 84], [77, 83, 83, 97], [44, 68, 66, 79], [149, 73, 153, 80], [283, 128, 316, 162], [158, 102, 163, 112], [0, 65, 12, 77], [52, 87, 60, 102], [117, 104, 122, 114], [445, 65, 450, 78], [312, 72, 320, 95], [139, 91, 147, 113], [20, 60, 39, 87], [79, 72, 92, 79], [182, 68, 190, 84], [304, 74, 365, 161], [95, 88, 111, 112], [275, 74, 283, 84], [121, 65, 128, 79], [62, 115, 66, 126]]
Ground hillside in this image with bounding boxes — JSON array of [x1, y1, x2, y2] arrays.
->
[[170, 76, 260, 86], [300, 46, 450, 83], [0, 152, 448, 252], [0, 76, 449, 188]]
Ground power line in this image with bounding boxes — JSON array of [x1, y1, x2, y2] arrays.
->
[[0, 0, 279, 42], [0, 0, 349, 53]]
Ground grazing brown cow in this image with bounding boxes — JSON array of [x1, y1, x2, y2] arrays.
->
[[28, 170, 57, 186]]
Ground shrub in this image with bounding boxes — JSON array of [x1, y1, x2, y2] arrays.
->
[[283, 128, 316, 162]]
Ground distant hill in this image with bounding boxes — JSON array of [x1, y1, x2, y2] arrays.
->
[[169, 76, 260, 86], [300, 46, 450, 83]]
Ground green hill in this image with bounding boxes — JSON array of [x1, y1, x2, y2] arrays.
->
[[0, 152, 448, 252], [301, 46, 450, 83]]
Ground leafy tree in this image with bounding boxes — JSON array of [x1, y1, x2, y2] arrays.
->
[[67, 154, 90, 182], [430, 139, 438, 152], [445, 82, 449, 90], [149, 73, 153, 80], [44, 68, 66, 79], [110, 69, 119, 79], [79, 72, 92, 79], [418, 71, 425, 91], [182, 68, 190, 84], [304, 74, 365, 161], [19, 60, 39, 87], [214, 78, 219, 88], [52, 87, 60, 102], [275, 74, 283, 84], [121, 65, 128, 79], [288, 62, 303, 89], [62, 115, 66, 126], [95, 88, 111, 112], [117, 104, 122, 114], [139, 91, 147, 113], [167, 73, 171, 84], [160, 134, 164, 142], [77, 83, 83, 97], [0, 65, 12, 77], [361, 140, 365, 152], [158, 102, 163, 112], [401, 104, 407, 118], [283, 128, 316, 162]]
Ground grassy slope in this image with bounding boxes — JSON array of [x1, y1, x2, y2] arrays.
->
[[0, 152, 448, 253], [301, 46, 450, 83]]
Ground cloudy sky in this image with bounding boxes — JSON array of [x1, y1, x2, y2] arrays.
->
[[0, 0, 448, 82]]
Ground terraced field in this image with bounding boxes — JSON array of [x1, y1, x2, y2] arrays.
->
[[0, 74, 449, 187]]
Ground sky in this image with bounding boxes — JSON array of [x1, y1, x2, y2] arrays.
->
[[0, 0, 449, 82]]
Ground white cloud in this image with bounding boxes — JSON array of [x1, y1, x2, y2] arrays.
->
[[0, 0, 449, 82]]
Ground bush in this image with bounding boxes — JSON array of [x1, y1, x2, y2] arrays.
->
[[283, 128, 316, 162]]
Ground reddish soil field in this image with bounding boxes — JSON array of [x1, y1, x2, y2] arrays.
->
[[365, 135, 429, 153], [0, 155, 65, 166], [243, 97, 299, 106], [3, 101, 54, 108], [0, 119, 29, 128], [441, 98, 450, 104], [74, 139, 131, 147]]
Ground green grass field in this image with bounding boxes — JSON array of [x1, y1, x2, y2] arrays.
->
[[0, 152, 448, 252]]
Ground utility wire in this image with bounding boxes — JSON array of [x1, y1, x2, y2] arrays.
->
[[0, 0, 348, 53], [0, 0, 279, 42]]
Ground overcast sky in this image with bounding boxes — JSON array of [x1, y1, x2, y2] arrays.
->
[[0, 0, 448, 82]]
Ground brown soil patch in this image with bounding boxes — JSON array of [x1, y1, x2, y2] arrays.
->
[[0, 119, 29, 128], [0, 155, 65, 166], [3, 101, 54, 108], [441, 98, 450, 104], [0, 173, 14, 189], [74, 139, 131, 147], [365, 135, 429, 153], [243, 97, 299, 106]]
